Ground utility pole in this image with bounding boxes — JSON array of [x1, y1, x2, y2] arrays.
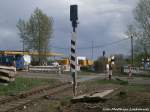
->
[[22, 40, 24, 55], [70, 5, 78, 96], [92, 40, 94, 60], [131, 35, 134, 65]]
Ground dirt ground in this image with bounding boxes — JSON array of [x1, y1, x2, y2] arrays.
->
[[64, 92, 150, 112], [63, 84, 150, 112], [11, 79, 119, 112], [12, 78, 150, 112]]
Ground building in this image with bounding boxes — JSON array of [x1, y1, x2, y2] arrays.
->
[[0, 50, 64, 69], [57, 56, 94, 71]]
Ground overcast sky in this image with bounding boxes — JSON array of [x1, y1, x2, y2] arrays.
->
[[0, 0, 139, 59]]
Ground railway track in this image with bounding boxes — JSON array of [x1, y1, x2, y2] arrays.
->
[[0, 82, 71, 112]]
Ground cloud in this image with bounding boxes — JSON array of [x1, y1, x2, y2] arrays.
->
[[0, 0, 138, 59]]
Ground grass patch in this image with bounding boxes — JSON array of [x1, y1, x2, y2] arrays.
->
[[60, 96, 72, 106], [0, 77, 60, 95], [96, 79, 119, 84], [125, 84, 147, 92], [47, 96, 72, 112], [77, 71, 96, 75], [48, 101, 62, 112], [95, 79, 128, 85], [96, 79, 147, 92]]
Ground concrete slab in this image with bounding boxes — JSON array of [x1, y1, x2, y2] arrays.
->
[[73, 89, 114, 100], [71, 89, 115, 103], [0, 66, 16, 71], [91, 89, 114, 98]]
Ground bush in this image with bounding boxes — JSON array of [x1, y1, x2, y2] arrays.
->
[[94, 57, 107, 73], [80, 66, 94, 72]]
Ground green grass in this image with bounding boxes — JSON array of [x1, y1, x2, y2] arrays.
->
[[77, 71, 96, 75], [95, 79, 128, 85], [60, 96, 72, 106], [47, 96, 72, 112], [95, 79, 148, 91], [95, 78, 148, 94], [0, 77, 60, 95], [125, 84, 147, 92]]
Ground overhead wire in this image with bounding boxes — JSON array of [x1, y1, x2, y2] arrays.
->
[[51, 37, 130, 50]]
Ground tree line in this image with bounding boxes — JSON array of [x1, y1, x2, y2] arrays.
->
[[127, 0, 150, 66], [94, 0, 150, 72]]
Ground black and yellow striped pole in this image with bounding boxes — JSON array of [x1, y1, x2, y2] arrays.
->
[[70, 5, 78, 96]]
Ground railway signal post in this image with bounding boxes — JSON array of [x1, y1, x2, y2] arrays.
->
[[70, 5, 78, 96], [107, 56, 115, 80]]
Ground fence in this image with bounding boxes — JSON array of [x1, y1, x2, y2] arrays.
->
[[123, 66, 150, 75]]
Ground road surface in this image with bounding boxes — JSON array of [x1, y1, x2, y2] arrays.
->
[[18, 72, 150, 85], [17, 71, 100, 83]]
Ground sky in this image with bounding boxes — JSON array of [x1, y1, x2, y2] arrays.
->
[[0, 0, 139, 59]]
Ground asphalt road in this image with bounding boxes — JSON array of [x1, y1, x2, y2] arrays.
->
[[17, 71, 100, 83], [18, 71, 150, 85]]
